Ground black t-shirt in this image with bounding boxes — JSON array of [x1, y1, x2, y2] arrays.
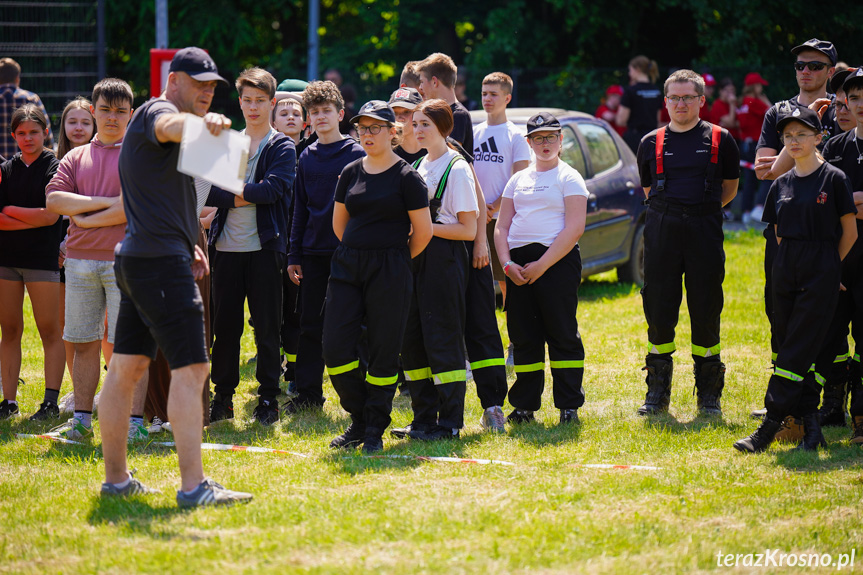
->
[[757, 95, 837, 153], [117, 99, 199, 259], [450, 102, 474, 157], [822, 129, 863, 190], [621, 82, 663, 132], [395, 138, 474, 166], [0, 150, 61, 270], [637, 121, 740, 204], [763, 162, 856, 242], [334, 158, 429, 250]]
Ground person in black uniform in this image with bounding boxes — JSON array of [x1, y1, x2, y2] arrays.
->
[[636, 69, 740, 417], [820, 69, 863, 444], [735, 107, 857, 453], [617, 55, 663, 153], [322, 101, 432, 453], [751, 39, 838, 426]]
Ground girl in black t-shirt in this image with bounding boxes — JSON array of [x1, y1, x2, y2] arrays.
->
[[322, 100, 432, 453], [0, 104, 64, 421], [617, 55, 662, 152], [735, 108, 857, 454]]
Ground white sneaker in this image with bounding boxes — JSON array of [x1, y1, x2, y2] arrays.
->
[[480, 406, 506, 432], [147, 416, 165, 434], [128, 421, 150, 443], [47, 416, 93, 440]]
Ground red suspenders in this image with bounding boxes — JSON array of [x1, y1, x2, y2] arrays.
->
[[653, 123, 722, 196]]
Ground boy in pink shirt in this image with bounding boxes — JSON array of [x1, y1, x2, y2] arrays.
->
[[45, 78, 147, 440]]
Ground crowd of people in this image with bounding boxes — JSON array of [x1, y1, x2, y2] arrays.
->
[[0, 37, 861, 506]]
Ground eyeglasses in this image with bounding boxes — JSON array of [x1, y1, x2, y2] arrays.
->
[[781, 133, 817, 144], [836, 101, 849, 112], [666, 95, 700, 105], [794, 61, 829, 72], [530, 134, 559, 144], [355, 124, 388, 135]]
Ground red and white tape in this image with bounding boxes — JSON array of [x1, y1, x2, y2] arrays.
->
[[16, 433, 83, 445], [153, 441, 309, 458], [363, 454, 514, 466], [572, 463, 660, 470], [740, 160, 756, 171]]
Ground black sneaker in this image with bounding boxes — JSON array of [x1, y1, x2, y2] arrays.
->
[[390, 422, 433, 439], [176, 478, 252, 508], [507, 409, 535, 424], [408, 424, 459, 441], [0, 399, 19, 419], [29, 400, 60, 421], [209, 398, 234, 423], [560, 409, 579, 424], [330, 422, 366, 449], [362, 436, 384, 453], [253, 398, 279, 426]]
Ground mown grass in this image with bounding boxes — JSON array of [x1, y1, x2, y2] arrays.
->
[[1, 229, 861, 574]]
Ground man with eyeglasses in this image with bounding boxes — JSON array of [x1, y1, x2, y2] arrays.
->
[[635, 69, 740, 417], [751, 39, 838, 427]]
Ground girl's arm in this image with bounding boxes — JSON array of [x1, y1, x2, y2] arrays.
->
[[493, 198, 526, 286], [407, 207, 433, 258], [838, 213, 858, 262], [434, 210, 476, 241], [521, 194, 588, 284], [332, 201, 349, 242], [0, 212, 36, 230], [2, 205, 60, 227]]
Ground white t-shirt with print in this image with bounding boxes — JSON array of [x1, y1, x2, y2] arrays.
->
[[502, 161, 588, 248], [472, 121, 531, 211], [416, 147, 478, 225]]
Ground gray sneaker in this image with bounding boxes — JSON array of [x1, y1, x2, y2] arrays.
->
[[480, 406, 506, 432], [127, 420, 150, 443], [101, 472, 161, 497], [176, 478, 252, 508]]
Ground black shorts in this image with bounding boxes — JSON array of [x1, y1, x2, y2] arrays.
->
[[113, 254, 208, 370]]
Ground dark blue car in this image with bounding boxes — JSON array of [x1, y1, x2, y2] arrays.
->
[[471, 108, 646, 284]]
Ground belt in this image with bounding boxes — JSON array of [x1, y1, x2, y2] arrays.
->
[[647, 198, 721, 217]]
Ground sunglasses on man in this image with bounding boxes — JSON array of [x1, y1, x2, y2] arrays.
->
[[794, 61, 829, 72]]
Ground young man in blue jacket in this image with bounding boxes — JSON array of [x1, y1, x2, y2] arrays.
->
[[207, 67, 296, 425], [286, 81, 365, 412]]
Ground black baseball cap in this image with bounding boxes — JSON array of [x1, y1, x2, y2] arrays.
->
[[350, 100, 396, 124], [791, 38, 837, 65], [169, 47, 228, 84], [526, 112, 561, 135], [776, 106, 822, 134], [388, 87, 423, 110], [842, 67, 863, 94], [830, 68, 857, 94]]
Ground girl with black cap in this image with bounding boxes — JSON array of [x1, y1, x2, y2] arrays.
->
[[322, 100, 432, 452], [493, 112, 589, 425], [735, 106, 857, 453], [398, 98, 479, 442]]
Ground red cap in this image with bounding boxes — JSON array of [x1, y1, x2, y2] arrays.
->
[[605, 85, 624, 96], [744, 72, 769, 86], [702, 73, 716, 86]]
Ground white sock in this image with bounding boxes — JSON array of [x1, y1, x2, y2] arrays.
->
[[113, 475, 131, 489]]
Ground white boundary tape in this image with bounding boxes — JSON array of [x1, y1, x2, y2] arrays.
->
[[15, 433, 83, 445], [573, 463, 661, 470], [153, 441, 309, 458], [363, 454, 514, 466]]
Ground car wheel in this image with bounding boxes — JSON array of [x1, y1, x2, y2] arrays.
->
[[617, 222, 644, 286]]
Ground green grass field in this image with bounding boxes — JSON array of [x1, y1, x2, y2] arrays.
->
[[1, 230, 861, 574]]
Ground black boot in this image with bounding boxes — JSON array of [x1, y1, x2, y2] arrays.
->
[[362, 427, 384, 453], [734, 417, 783, 453], [819, 362, 849, 427], [694, 361, 725, 416], [795, 412, 827, 451], [637, 356, 673, 416], [330, 421, 366, 449]]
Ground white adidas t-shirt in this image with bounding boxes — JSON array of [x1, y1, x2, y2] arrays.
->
[[502, 161, 588, 248], [472, 121, 531, 210], [416, 147, 478, 225]]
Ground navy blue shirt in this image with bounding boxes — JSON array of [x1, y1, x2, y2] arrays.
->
[[288, 137, 365, 264]]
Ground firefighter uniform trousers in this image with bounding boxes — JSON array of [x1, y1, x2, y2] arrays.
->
[[507, 243, 585, 411], [764, 225, 779, 362], [281, 266, 300, 380], [464, 239, 508, 409], [401, 237, 469, 430], [322, 245, 412, 432], [642, 201, 725, 362], [765, 239, 840, 419], [814, 239, 863, 413], [294, 253, 333, 404]]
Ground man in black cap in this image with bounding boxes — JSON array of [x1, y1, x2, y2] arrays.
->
[[635, 69, 740, 417], [817, 68, 863, 443], [750, 38, 839, 424], [100, 47, 252, 506]]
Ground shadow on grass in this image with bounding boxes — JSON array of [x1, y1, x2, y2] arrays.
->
[[639, 412, 748, 433], [87, 495, 193, 534], [507, 419, 583, 447], [772, 443, 863, 472], [578, 278, 640, 302]]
